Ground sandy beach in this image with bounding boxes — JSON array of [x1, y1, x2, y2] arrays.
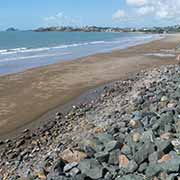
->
[[0, 34, 179, 138]]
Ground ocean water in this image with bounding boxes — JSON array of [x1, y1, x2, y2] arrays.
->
[[0, 31, 161, 76]]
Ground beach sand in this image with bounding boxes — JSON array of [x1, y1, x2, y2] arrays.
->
[[0, 34, 179, 138]]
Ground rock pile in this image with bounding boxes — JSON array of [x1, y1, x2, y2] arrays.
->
[[1, 64, 180, 179]]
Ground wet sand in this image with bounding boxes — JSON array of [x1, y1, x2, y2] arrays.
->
[[0, 34, 179, 138]]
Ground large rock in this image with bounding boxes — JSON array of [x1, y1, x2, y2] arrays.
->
[[145, 164, 162, 178], [161, 159, 180, 173], [138, 162, 148, 173], [148, 152, 161, 164], [126, 160, 138, 173], [78, 159, 104, 179], [95, 151, 109, 162], [134, 142, 155, 164], [105, 140, 120, 152], [155, 140, 173, 154], [63, 162, 78, 172], [108, 149, 120, 165], [119, 155, 129, 168], [61, 148, 87, 163], [145, 159, 180, 178]]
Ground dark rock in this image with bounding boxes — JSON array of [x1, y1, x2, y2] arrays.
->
[[114, 133, 125, 145], [155, 140, 173, 154], [53, 159, 66, 175], [108, 149, 120, 165], [81, 139, 104, 153], [134, 142, 155, 164], [95, 151, 109, 162], [132, 111, 143, 121], [145, 164, 162, 178], [82, 146, 96, 157], [105, 141, 120, 152], [73, 174, 87, 180], [119, 128, 129, 133], [138, 162, 148, 173], [16, 139, 25, 148], [22, 128, 30, 133], [126, 160, 138, 173], [121, 145, 131, 158], [78, 159, 105, 179], [161, 159, 180, 173], [159, 113, 174, 131], [148, 152, 161, 164], [146, 158, 180, 178], [167, 173, 179, 180], [102, 162, 119, 174]]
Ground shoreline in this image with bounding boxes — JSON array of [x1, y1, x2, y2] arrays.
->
[[0, 34, 163, 78], [0, 34, 179, 139], [0, 32, 161, 77]]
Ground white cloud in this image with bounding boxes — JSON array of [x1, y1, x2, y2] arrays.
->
[[137, 6, 154, 16], [114, 0, 180, 23], [44, 12, 82, 26], [112, 10, 126, 21], [126, 0, 148, 7]]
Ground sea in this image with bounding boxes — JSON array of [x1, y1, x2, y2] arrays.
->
[[0, 31, 162, 76]]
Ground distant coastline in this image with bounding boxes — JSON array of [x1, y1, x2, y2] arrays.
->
[[34, 26, 134, 33], [3, 25, 180, 33], [34, 25, 180, 34]]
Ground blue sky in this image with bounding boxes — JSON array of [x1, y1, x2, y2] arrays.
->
[[0, 0, 180, 30]]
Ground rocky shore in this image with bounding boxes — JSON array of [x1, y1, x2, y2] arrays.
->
[[1, 64, 180, 179]]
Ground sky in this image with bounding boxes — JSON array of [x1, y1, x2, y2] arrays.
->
[[0, 0, 180, 30]]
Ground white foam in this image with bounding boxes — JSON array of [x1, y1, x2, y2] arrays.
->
[[0, 34, 162, 56], [90, 41, 105, 44], [145, 53, 176, 58], [11, 47, 27, 51], [160, 49, 176, 53], [0, 49, 7, 53], [0, 43, 90, 55], [0, 52, 71, 62]]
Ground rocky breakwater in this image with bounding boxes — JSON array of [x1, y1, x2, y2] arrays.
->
[[1, 64, 180, 179]]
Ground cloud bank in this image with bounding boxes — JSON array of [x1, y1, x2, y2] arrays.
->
[[113, 0, 180, 23]]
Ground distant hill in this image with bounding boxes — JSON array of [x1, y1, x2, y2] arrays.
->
[[34, 26, 125, 33], [6, 27, 19, 32]]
